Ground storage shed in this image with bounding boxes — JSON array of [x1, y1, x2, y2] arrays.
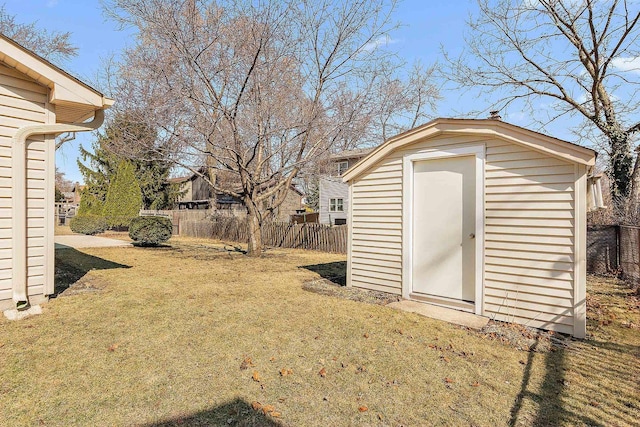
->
[[0, 35, 112, 314], [343, 118, 598, 338]]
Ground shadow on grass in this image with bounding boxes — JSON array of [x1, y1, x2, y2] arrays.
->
[[144, 398, 283, 427], [509, 284, 639, 427], [54, 245, 130, 295], [301, 261, 347, 286]]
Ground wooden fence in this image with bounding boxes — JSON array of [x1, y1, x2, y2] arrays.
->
[[180, 216, 348, 254], [140, 209, 213, 235]]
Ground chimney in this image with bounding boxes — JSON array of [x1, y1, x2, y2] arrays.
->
[[489, 110, 501, 120]]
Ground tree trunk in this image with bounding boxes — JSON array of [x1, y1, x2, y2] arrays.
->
[[246, 207, 263, 257], [609, 132, 633, 202], [626, 147, 640, 224]]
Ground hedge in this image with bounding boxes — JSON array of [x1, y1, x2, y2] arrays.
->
[[129, 216, 173, 246], [69, 216, 108, 235]]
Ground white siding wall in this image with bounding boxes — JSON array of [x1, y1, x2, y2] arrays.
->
[[0, 64, 54, 310], [349, 134, 579, 335], [319, 177, 349, 225]]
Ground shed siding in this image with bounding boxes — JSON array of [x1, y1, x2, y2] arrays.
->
[[349, 134, 577, 334], [0, 63, 53, 310]]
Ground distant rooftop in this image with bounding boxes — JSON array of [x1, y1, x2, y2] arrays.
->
[[330, 148, 374, 161]]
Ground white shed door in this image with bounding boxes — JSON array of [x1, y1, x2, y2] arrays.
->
[[412, 155, 476, 302]]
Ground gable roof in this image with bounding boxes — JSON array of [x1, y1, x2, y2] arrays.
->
[[343, 118, 597, 182], [0, 34, 113, 123]]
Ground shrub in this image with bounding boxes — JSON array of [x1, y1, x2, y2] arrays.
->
[[129, 216, 173, 246], [69, 215, 108, 235]]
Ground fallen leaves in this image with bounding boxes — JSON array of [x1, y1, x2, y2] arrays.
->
[[240, 357, 254, 370], [358, 406, 368, 412], [279, 368, 293, 377], [251, 402, 281, 418]]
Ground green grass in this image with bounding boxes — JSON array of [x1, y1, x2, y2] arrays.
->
[[0, 237, 638, 426]]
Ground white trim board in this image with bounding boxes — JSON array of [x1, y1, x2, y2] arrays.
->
[[401, 144, 485, 315]]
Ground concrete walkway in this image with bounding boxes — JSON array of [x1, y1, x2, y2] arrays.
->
[[55, 235, 131, 249], [388, 300, 489, 330]]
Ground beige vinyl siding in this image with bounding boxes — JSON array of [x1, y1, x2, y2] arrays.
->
[[349, 134, 578, 335], [483, 141, 576, 334], [0, 63, 52, 308], [351, 152, 403, 294]]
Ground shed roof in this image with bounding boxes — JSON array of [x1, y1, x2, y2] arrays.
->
[[343, 118, 597, 182], [0, 34, 113, 123]]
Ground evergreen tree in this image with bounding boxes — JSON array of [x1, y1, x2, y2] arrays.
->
[[103, 161, 143, 229], [135, 156, 182, 210], [77, 112, 182, 213], [76, 139, 118, 216]]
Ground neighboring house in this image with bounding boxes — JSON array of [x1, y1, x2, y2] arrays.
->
[[318, 148, 372, 225], [0, 34, 112, 314], [343, 117, 604, 338], [169, 171, 213, 209], [274, 185, 305, 222], [169, 169, 304, 221]]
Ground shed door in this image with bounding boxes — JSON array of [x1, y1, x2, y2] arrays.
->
[[412, 155, 476, 302]]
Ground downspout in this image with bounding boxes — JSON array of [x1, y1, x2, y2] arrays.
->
[[11, 109, 105, 309]]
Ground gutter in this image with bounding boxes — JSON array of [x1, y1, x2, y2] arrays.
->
[[11, 109, 105, 308]]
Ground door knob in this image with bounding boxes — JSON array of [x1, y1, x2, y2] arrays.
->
[[469, 233, 475, 239]]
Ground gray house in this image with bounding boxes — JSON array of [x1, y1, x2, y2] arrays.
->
[[319, 148, 371, 225]]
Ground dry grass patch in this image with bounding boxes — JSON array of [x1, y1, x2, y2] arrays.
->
[[54, 225, 76, 235], [0, 237, 638, 426]]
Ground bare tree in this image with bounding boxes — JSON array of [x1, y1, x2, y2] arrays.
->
[[0, 4, 77, 63], [446, 0, 640, 215], [102, 0, 414, 256], [55, 168, 74, 193]]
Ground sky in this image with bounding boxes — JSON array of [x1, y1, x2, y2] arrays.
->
[[2, 0, 585, 183]]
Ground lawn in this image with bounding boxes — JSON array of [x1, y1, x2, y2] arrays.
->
[[1, 237, 638, 426]]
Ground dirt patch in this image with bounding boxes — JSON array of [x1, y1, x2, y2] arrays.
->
[[302, 278, 401, 306], [477, 320, 571, 352], [59, 276, 110, 297]]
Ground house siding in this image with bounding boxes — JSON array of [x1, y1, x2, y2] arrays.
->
[[319, 177, 349, 225], [0, 63, 54, 310], [349, 133, 579, 335]]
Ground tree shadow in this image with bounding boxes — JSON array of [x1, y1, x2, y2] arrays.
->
[[54, 245, 130, 295], [509, 332, 639, 427], [300, 261, 347, 286], [509, 340, 605, 427], [142, 398, 283, 427]]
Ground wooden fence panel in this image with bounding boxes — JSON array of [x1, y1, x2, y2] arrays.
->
[[180, 217, 348, 254]]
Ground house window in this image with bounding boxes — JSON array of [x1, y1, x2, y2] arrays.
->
[[329, 198, 344, 212], [336, 161, 349, 175]]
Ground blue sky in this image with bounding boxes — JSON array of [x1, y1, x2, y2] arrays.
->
[[3, 0, 565, 183]]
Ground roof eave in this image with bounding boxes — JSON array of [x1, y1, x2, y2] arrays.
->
[[343, 118, 597, 182], [0, 34, 113, 111]]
